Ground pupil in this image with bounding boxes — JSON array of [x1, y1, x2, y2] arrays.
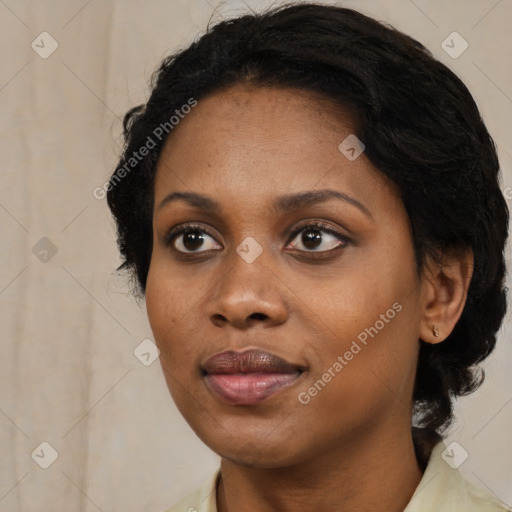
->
[[303, 229, 322, 249], [184, 230, 205, 251]]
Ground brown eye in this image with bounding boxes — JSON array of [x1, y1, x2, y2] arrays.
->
[[300, 229, 323, 250], [286, 222, 349, 253], [166, 225, 222, 253]]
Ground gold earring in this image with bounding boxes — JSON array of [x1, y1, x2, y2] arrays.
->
[[432, 325, 440, 337]]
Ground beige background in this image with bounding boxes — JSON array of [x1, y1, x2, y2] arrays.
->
[[0, 0, 511, 510]]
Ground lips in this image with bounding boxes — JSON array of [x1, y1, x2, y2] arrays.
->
[[202, 349, 305, 405]]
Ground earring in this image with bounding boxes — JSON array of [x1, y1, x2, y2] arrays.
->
[[432, 325, 440, 338]]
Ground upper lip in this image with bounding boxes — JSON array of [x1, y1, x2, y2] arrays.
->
[[202, 348, 305, 375]]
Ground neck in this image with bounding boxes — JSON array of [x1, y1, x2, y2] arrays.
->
[[217, 426, 424, 512]]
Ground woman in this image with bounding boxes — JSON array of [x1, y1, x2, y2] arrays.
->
[[106, 3, 510, 511]]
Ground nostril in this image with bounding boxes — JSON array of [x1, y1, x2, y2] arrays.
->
[[249, 312, 267, 321], [211, 313, 227, 326]]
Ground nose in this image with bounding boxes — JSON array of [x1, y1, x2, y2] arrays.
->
[[205, 249, 289, 330]]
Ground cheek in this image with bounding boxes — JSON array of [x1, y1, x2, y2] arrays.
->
[[312, 300, 419, 409], [298, 253, 420, 410], [145, 264, 203, 411], [145, 256, 215, 382], [145, 260, 189, 364], [145, 265, 171, 344], [146, 250, 195, 334]]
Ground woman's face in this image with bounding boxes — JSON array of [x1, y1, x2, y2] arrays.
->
[[146, 84, 426, 467]]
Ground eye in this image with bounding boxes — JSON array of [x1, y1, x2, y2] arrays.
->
[[165, 224, 222, 253], [164, 221, 349, 256], [286, 221, 349, 253]]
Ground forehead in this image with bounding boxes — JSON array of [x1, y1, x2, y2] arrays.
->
[[154, 84, 400, 217]]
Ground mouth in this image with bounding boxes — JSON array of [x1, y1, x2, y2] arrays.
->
[[201, 348, 307, 405]]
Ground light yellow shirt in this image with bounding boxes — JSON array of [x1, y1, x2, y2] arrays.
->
[[165, 442, 511, 511]]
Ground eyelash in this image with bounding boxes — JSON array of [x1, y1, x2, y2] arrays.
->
[[164, 221, 351, 260], [287, 221, 350, 256]]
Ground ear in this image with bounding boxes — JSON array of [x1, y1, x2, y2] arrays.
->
[[419, 247, 474, 344]]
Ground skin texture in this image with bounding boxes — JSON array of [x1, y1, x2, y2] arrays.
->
[[145, 83, 473, 512]]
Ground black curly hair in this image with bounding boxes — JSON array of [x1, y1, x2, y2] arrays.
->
[[106, 2, 509, 450]]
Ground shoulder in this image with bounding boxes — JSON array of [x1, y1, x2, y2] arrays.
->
[[162, 469, 220, 512], [405, 441, 511, 512]]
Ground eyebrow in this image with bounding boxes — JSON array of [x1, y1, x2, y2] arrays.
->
[[157, 189, 373, 219]]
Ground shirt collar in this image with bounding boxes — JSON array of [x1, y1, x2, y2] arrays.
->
[[175, 440, 508, 512]]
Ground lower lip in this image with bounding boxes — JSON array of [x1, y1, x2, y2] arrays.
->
[[204, 372, 303, 405]]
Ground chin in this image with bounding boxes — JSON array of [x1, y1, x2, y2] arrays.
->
[[219, 441, 302, 469], [190, 419, 308, 469]]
